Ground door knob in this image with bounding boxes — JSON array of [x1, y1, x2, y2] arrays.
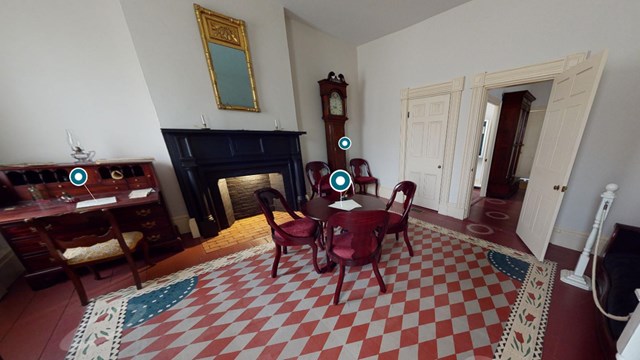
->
[[553, 185, 560, 190], [561, 186, 567, 192]]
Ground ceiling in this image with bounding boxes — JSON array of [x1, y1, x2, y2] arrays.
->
[[278, 0, 473, 46]]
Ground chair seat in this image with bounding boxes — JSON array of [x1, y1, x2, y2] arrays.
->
[[63, 231, 144, 265], [386, 212, 404, 233], [354, 176, 377, 183], [332, 232, 377, 259], [320, 182, 333, 191], [274, 218, 317, 240]]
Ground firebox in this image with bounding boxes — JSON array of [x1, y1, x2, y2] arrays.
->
[[162, 129, 307, 237], [218, 173, 285, 226]]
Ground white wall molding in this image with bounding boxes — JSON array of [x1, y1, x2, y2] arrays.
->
[[457, 53, 587, 218], [437, 203, 465, 219], [550, 226, 610, 254], [399, 77, 465, 215]]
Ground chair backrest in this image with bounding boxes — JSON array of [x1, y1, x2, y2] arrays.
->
[[305, 161, 331, 188], [385, 181, 417, 225], [30, 209, 126, 262], [317, 173, 355, 198], [254, 187, 301, 235], [326, 210, 389, 260], [349, 158, 372, 178]]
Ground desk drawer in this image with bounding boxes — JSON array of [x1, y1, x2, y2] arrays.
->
[[126, 177, 151, 188], [22, 251, 57, 273], [141, 224, 177, 244], [1, 223, 37, 239], [9, 236, 46, 254], [113, 203, 165, 221]]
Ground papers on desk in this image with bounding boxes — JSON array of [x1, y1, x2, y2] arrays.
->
[[76, 196, 117, 209], [328, 199, 362, 211], [129, 188, 154, 199]]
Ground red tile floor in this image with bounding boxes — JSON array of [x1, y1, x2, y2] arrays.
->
[[0, 190, 607, 359]]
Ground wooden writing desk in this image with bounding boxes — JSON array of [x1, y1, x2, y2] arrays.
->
[[0, 160, 182, 290]]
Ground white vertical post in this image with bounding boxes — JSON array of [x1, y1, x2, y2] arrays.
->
[[560, 183, 618, 290]]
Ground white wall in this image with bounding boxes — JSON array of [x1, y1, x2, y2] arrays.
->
[[357, 0, 640, 251], [0, 233, 23, 296], [0, 0, 306, 232], [284, 15, 360, 191], [120, 0, 298, 132], [0, 0, 189, 230]]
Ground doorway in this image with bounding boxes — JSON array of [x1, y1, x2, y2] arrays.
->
[[458, 51, 607, 260], [471, 81, 553, 232]]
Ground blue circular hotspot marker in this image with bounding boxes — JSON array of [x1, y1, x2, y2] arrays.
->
[[329, 170, 352, 193], [338, 136, 352, 150], [69, 167, 88, 187]]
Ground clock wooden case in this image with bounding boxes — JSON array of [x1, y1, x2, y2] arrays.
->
[[318, 72, 348, 171]]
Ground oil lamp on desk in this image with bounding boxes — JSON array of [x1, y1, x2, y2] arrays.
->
[[66, 129, 95, 163]]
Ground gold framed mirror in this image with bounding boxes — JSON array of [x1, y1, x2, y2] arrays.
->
[[194, 4, 260, 112]]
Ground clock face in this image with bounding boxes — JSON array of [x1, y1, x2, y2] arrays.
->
[[329, 91, 344, 116]]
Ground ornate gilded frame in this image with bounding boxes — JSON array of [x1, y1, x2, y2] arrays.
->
[[194, 4, 260, 112]]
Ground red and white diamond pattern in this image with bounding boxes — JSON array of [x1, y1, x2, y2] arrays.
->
[[119, 226, 519, 359]]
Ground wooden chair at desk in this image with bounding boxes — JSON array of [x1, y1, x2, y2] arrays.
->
[[28, 209, 153, 305]]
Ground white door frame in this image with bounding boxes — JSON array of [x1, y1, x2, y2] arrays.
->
[[399, 77, 464, 215], [457, 53, 587, 219]]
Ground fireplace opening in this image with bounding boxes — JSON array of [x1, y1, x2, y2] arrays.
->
[[217, 173, 285, 227]]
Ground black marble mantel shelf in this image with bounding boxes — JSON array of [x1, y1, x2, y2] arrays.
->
[[162, 128, 307, 237]]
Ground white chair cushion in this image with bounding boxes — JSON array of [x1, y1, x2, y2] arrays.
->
[[62, 231, 144, 265]]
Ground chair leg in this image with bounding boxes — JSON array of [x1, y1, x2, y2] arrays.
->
[[283, 246, 288, 255], [64, 267, 88, 306], [317, 221, 326, 250], [271, 245, 282, 278], [310, 243, 323, 274], [395, 233, 399, 242], [403, 228, 414, 256], [372, 259, 386, 293], [375, 181, 379, 197], [334, 264, 345, 305], [124, 252, 143, 290]]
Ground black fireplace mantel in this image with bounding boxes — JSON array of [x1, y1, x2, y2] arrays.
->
[[162, 129, 307, 237]]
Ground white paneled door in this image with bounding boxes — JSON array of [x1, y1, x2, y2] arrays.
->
[[404, 94, 450, 210], [517, 51, 608, 261]]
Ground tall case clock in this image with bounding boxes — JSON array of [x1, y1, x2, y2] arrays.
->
[[318, 72, 348, 171]]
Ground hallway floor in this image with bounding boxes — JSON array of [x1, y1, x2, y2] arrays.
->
[[0, 192, 607, 359]]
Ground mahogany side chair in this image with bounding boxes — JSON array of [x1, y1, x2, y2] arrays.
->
[[385, 181, 417, 256], [349, 158, 379, 197], [305, 161, 332, 199], [29, 209, 152, 306], [254, 187, 323, 277], [325, 210, 390, 304]]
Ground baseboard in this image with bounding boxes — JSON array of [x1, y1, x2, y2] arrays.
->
[[550, 226, 608, 254], [438, 204, 465, 219], [172, 215, 191, 235]]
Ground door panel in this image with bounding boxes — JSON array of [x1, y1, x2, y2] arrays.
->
[[517, 51, 608, 261], [405, 95, 450, 210]]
